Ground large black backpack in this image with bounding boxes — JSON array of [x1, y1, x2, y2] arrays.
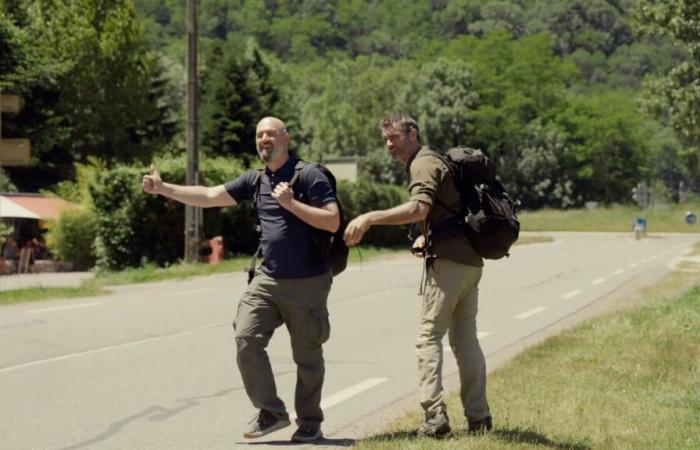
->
[[248, 159, 349, 282], [428, 146, 520, 259]]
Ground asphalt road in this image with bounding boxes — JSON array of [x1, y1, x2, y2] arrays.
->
[[0, 232, 697, 449]]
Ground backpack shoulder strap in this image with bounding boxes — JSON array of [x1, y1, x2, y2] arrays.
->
[[251, 168, 264, 212], [289, 159, 307, 189]]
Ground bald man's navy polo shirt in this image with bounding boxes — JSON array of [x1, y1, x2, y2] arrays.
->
[[224, 157, 337, 279]]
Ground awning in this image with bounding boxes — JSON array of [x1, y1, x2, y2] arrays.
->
[[0, 194, 78, 220]]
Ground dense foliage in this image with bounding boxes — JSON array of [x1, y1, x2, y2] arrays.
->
[[2, 0, 698, 267]]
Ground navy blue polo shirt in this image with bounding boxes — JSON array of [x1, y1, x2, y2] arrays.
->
[[224, 157, 337, 279]]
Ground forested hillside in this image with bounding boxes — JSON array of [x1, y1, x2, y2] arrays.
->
[[2, 0, 698, 209]]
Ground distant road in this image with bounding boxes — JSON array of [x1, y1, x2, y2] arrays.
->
[[0, 232, 696, 449]]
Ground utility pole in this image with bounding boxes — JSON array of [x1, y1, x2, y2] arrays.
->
[[184, 0, 201, 263], [0, 93, 31, 166]]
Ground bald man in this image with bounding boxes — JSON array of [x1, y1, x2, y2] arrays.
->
[[143, 117, 340, 443]]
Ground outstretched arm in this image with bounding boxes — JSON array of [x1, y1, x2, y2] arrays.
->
[[142, 164, 237, 208], [343, 200, 429, 246]]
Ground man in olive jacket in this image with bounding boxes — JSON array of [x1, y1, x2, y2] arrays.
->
[[344, 114, 492, 437]]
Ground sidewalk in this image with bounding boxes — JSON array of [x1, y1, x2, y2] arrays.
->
[[0, 272, 93, 291]]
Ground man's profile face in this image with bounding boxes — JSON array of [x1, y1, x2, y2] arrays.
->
[[381, 123, 417, 163], [255, 118, 289, 163]]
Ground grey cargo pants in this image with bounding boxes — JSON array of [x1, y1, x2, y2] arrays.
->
[[233, 270, 332, 427]]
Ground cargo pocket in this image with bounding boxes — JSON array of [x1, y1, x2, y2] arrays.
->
[[311, 307, 331, 344]]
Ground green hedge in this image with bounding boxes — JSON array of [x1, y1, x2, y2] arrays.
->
[[89, 155, 410, 270], [47, 208, 98, 270]]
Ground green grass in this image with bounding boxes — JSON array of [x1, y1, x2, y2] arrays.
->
[[0, 246, 408, 305], [521, 203, 700, 233], [356, 269, 700, 449], [0, 280, 108, 306]]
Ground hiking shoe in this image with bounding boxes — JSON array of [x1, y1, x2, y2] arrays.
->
[[242, 409, 291, 439], [467, 415, 493, 434], [417, 412, 451, 438], [291, 424, 323, 442]]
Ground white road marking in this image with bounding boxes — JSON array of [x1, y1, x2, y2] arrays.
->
[[515, 307, 547, 319], [561, 290, 582, 299], [444, 332, 492, 353], [28, 302, 101, 314], [0, 322, 227, 374], [613, 269, 625, 275], [290, 378, 388, 420], [591, 277, 606, 285], [628, 263, 638, 268]]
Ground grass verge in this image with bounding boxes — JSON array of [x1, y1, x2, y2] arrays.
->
[[520, 203, 700, 233], [0, 246, 409, 305], [356, 263, 700, 449], [0, 280, 108, 306]]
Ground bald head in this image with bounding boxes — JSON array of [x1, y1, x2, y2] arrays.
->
[[255, 116, 290, 164]]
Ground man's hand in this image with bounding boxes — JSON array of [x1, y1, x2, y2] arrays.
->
[[411, 235, 426, 257], [344, 214, 372, 246], [271, 182, 294, 209], [142, 164, 163, 194]]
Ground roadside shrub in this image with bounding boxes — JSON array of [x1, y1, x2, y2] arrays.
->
[[47, 208, 98, 270], [90, 154, 248, 270], [89, 154, 411, 270], [337, 179, 410, 247]]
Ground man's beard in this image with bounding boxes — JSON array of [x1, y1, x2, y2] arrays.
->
[[257, 146, 280, 163]]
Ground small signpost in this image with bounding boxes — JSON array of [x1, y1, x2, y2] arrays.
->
[[0, 93, 31, 166]]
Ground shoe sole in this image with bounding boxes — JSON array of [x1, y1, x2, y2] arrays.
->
[[291, 430, 323, 442], [242, 419, 291, 439]]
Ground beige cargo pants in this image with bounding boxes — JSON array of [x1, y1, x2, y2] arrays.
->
[[233, 270, 332, 427], [416, 258, 490, 422]]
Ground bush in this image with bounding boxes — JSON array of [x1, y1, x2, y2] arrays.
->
[[337, 179, 410, 247], [47, 208, 98, 270], [89, 154, 411, 270], [89, 154, 248, 270]]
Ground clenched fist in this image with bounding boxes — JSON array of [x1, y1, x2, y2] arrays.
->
[[142, 164, 163, 194], [271, 181, 294, 209]]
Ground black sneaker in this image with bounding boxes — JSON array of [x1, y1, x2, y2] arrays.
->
[[291, 424, 323, 442], [417, 412, 451, 438], [242, 409, 291, 439], [467, 415, 493, 434]]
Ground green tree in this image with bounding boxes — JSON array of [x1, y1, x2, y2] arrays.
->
[[200, 40, 282, 158], [636, 0, 700, 181], [397, 57, 478, 152]]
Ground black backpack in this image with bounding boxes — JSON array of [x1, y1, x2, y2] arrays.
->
[[427, 146, 520, 259], [248, 159, 349, 283]]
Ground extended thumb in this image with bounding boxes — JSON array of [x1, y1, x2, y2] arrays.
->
[[150, 163, 157, 176]]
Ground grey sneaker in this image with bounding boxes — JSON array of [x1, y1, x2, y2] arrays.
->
[[291, 424, 323, 442], [417, 412, 451, 438], [467, 415, 493, 434], [242, 409, 291, 439]]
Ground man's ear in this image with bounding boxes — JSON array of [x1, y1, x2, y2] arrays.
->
[[409, 127, 418, 142]]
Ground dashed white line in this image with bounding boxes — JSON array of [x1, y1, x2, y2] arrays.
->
[[515, 307, 547, 319], [444, 332, 492, 353], [290, 378, 388, 420], [613, 269, 625, 275], [561, 290, 582, 299], [28, 302, 101, 314], [591, 277, 607, 285]]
